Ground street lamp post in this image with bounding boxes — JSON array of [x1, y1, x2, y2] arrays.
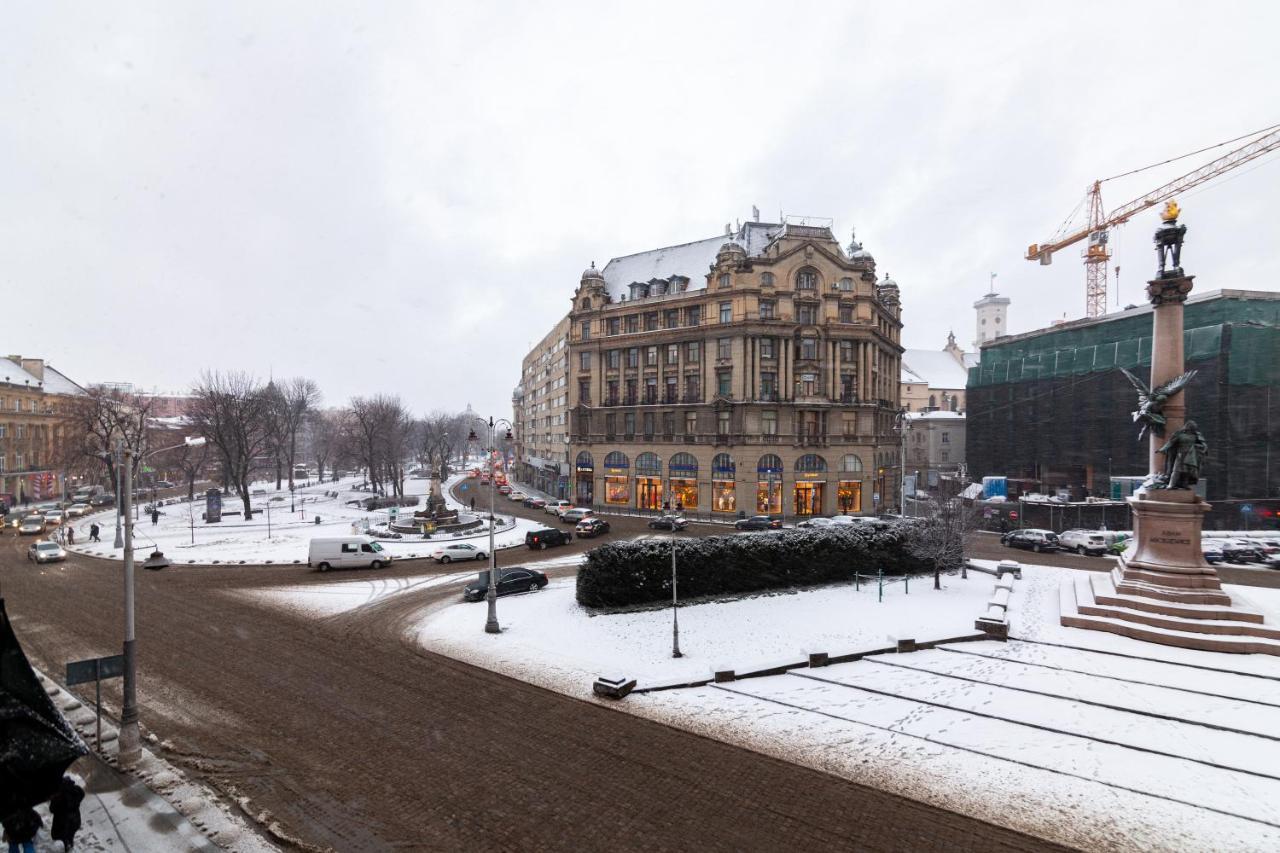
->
[[671, 524, 682, 658], [895, 409, 909, 517], [468, 416, 512, 635], [113, 440, 124, 549]]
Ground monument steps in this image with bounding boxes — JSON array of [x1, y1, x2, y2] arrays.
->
[[1061, 577, 1280, 656], [1093, 572, 1265, 622]]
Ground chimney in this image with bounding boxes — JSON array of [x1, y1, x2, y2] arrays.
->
[[19, 358, 45, 382]]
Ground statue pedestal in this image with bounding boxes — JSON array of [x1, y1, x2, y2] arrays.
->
[[1119, 489, 1224, 596]]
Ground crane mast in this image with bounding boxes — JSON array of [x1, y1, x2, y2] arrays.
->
[[1027, 125, 1280, 318]]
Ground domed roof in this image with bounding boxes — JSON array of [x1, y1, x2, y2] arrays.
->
[[717, 240, 746, 256], [847, 228, 873, 260], [581, 261, 604, 281], [879, 272, 898, 288]]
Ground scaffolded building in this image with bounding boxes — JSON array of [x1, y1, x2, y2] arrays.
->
[[967, 290, 1280, 524]]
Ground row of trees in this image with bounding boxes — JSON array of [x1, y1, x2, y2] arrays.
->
[[60, 372, 476, 520]]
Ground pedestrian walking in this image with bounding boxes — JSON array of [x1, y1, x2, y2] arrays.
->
[[151, 507, 160, 525], [1, 807, 41, 853], [676, 500, 684, 513], [66, 525, 75, 545], [89, 523, 100, 543], [470, 497, 475, 512], [49, 776, 85, 852]]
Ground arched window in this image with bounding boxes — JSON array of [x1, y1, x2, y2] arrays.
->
[[795, 454, 827, 473], [636, 452, 663, 476], [950, 397, 958, 412], [795, 267, 818, 290], [669, 452, 698, 475], [576, 451, 594, 469], [839, 454, 864, 473], [712, 453, 735, 478], [928, 394, 937, 409], [838, 277, 853, 292], [761, 272, 775, 287], [604, 451, 630, 469], [757, 454, 783, 477]]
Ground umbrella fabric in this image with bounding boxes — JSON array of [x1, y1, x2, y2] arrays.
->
[[0, 598, 87, 814]]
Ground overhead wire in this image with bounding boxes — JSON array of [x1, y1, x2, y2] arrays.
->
[[1099, 122, 1280, 184]]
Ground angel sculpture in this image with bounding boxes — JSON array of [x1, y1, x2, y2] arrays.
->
[[1119, 367, 1197, 441]]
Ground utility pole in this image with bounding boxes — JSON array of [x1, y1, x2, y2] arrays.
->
[[671, 524, 682, 658], [113, 439, 124, 549], [119, 446, 140, 763]]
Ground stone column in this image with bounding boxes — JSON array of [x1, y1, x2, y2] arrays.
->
[[1146, 274, 1194, 474]]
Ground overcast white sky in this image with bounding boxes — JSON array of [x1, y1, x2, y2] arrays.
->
[[4, 2, 1278, 416]]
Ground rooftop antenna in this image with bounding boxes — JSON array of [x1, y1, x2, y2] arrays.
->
[[988, 272, 997, 295], [752, 205, 760, 222]]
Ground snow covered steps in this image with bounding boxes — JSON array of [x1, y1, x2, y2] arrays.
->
[[1061, 575, 1280, 655]]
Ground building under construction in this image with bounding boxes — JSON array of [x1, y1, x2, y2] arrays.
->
[[967, 289, 1280, 526]]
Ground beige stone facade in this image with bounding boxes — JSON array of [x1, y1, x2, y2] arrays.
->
[[512, 315, 571, 498], [562, 219, 904, 518], [0, 355, 86, 506]]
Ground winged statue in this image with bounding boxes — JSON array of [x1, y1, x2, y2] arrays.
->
[[1119, 367, 1196, 441]]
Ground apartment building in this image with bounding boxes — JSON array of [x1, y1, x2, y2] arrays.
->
[[0, 355, 86, 505], [512, 315, 571, 498], [557, 217, 905, 517]]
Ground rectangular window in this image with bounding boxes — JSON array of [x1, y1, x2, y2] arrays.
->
[[666, 344, 679, 365], [686, 306, 702, 326], [646, 346, 658, 367], [665, 309, 680, 328], [624, 412, 635, 437], [665, 376, 678, 403], [607, 317, 620, 336], [579, 351, 591, 370], [685, 412, 698, 434], [762, 410, 778, 435], [797, 304, 816, 324], [800, 337, 817, 360], [685, 375, 701, 401], [942, 432, 950, 443], [15, 453, 23, 470], [760, 372, 777, 399], [839, 305, 853, 323], [644, 312, 659, 331], [717, 337, 731, 360], [607, 349, 621, 369], [797, 270, 816, 290], [16, 425, 24, 439], [663, 411, 676, 435], [627, 348, 639, 368], [759, 337, 775, 360], [759, 300, 776, 320], [625, 379, 638, 405], [606, 380, 619, 405], [840, 340, 854, 362], [605, 413, 616, 437], [719, 302, 732, 323], [580, 320, 591, 340], [578, 379, 591, 404], [717, 411, 730, 435], [840, 374, 856, 402], [625, 314, 639, 333], [643, 412, 655, 437], [645, 377, 657, 403], [717, 370, 732, 396], [687, 341, 701, 363]]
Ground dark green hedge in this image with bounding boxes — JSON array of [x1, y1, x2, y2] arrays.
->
[[575, 524, 929, 609]]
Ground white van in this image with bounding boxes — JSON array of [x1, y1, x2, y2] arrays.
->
[[308, 535, 393, 571]]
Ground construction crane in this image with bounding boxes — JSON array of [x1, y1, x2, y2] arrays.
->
[[1027, 124, 1280, 318]]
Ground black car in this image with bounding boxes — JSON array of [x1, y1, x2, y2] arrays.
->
[[526, 527, 572, 549], [647, 515, 688, 531], [89, 493, 116, 507], [1221, 541, 1266, 564], [1003, 529, 1060, 553], [574, 517, 611, 538], [735, 515, 781, 531], [462, 567, 549, 601]]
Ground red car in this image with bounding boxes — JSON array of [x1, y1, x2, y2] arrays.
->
[[497, 484, 513, 495]]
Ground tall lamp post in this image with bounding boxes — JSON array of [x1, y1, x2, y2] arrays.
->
[[118, 434, 206, 763], [670, 521, 682, 658], [467, 416, 512, 635], [894, 409, 909, 517]]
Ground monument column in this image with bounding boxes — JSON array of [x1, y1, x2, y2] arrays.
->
[[1146, 274, 1193, 474]]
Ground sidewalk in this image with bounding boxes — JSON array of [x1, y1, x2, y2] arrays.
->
[[33, 670, 279, 852]]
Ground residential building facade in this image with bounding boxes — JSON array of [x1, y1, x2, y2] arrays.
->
[[901, 332, 972, 413], [512, 316, 571, 498], [904, 410, 966, 495], [562, 217, 904, 518], [0, 355, 86, 505]]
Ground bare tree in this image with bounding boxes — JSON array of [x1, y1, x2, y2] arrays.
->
[[58, 386, 157, 489], [188, 371, 273, 519], [346, 395, 411, 497], [307, 409, 346, 483], [274, 378, 321, 489], [905, 492, 981, 590], [418, 410, 472, 481]]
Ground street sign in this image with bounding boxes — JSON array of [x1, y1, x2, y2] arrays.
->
[[1009, 511, 1019, 520], [66, 653, 124, 750], [205, 488, 222, 523], [1241, 504, 1253, 514], [461, 483, 469, 492]]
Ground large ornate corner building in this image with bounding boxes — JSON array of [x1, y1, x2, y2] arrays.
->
[[551, 217, 903, 518]]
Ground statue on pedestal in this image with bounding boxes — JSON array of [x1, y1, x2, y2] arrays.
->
[[1120, 367, 1197, 440], [1157, 420, 1208, 490], [1154, 200, 1188, 278]]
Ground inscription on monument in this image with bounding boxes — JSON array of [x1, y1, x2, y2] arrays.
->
[[1151, 528, 1191, 545]]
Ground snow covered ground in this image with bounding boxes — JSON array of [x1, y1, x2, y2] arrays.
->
[[414, 559, 1280, 851], [60, 473, 540, 566]]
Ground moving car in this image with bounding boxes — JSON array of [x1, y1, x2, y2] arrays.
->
[[42, 509, 66, 525], [65, 503, 91, 518], [307, 535, 394, 571], [560, 508, 594, 524], [462, 567, 549, 602], [1058, 529, 1109, 556], [155, 480, 175, 489], [497, 484, 513, 495], [526, 527, 572, 549], [431, 542, 488, 563], [647, 515, 688, 531], [547, 500, 572, 516], [1002, 529, 1060, 553], [735, 515, 782, 531], [28, 540, 67, 563], [522, 497, 547, 509], [18, 516, 46, 535], [574, 517, 611, 538], [89, 494, 116, 507], [507, 491, 527, 502]]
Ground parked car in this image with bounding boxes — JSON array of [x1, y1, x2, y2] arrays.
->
[[528, 498, 547, 509], [89, 493, 116, 507], [507, 491, 527, 502], [462, 567, 549, 602], [526, 527, 572, 549], [27, 540, 67, 563], [154, 480, 175, 489], [560, 508, 595, 524], [307, 535, 394, 571], [735, 515, 781, 531], [648, 515, 688, 531], [42, 509, 66, 525], [575, 517, 611, 538], [431, 542, 488, 563], [547, 500, 573, 516], [18, 516, 46, 535], [1058, 529, 1109, 556], [1221, 539, 1267, 564], [797, 517, 835, 529], [1002, 529, 1060, 553], [1202, 541, 1224, 564]]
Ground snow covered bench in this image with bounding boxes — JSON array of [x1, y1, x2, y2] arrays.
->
[[995, 560, 1022, 580], [988, 587, 1012, 610]]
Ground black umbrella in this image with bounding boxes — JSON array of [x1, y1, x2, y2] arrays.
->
[[0, 598, 87, 814]]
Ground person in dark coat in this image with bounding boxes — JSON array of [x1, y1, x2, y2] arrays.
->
[[151, 507, 160, 525], [2, 807, 41, 853], [89, 523, 101, 542], [49, 776, 84, 851]]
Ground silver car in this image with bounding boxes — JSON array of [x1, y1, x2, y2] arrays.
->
[[28, 540, 67, 563]]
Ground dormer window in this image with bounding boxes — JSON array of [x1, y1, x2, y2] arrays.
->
[[796, 268, 818, 290], [629, 282, 650, 300]]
